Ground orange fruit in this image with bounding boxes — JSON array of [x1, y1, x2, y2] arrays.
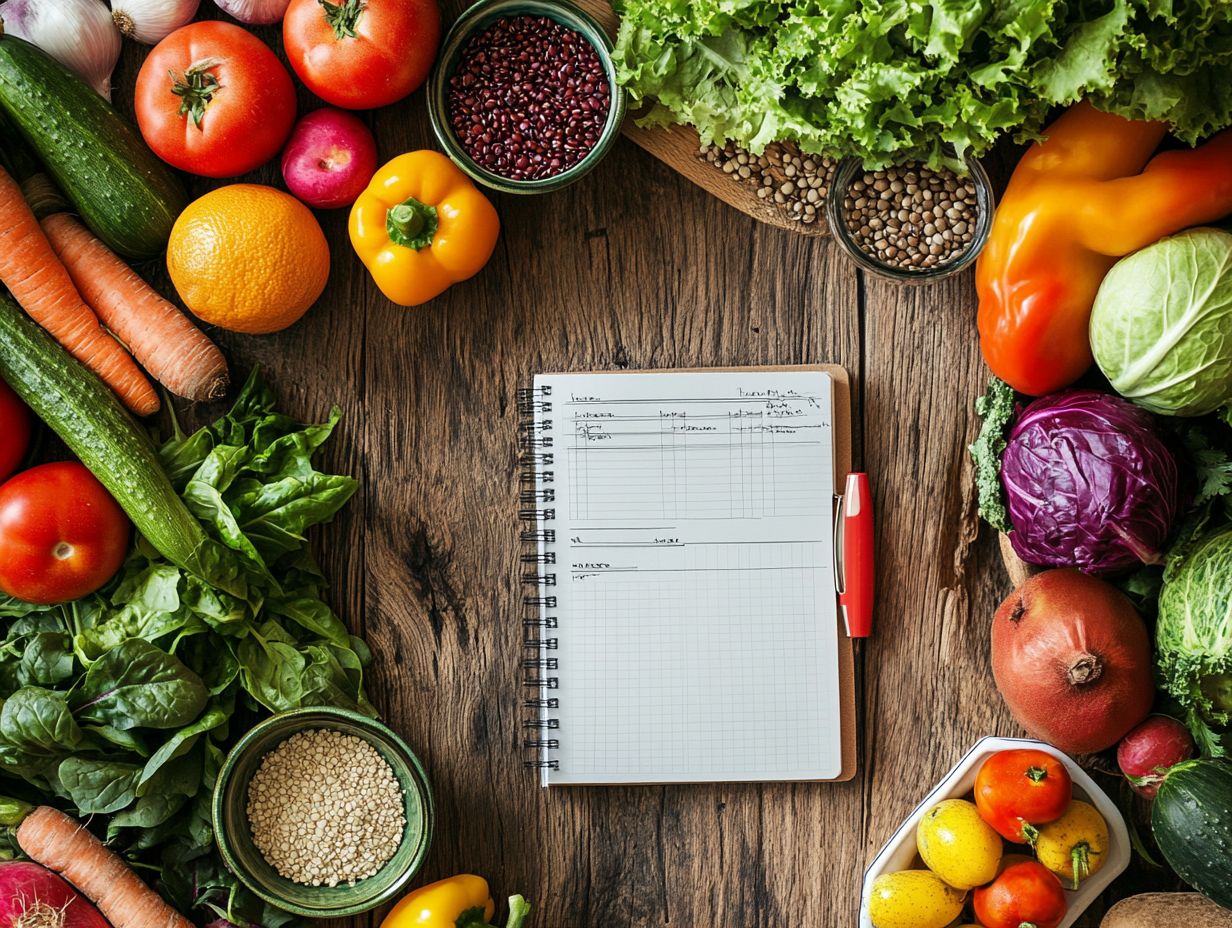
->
[[167, 184, 330, 335]]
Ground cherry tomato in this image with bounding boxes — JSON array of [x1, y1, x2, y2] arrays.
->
[[973, 860, 1067, 928], [976, 749, 1073, 843], [283, 0, 441, 110], [136, 21, 297, 178], [0, 380, 33, 481], [0, 462, 131, 604]]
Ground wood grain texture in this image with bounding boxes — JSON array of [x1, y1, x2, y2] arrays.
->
[[100, 9, 1166, 926]]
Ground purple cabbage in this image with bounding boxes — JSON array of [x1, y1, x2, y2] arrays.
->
[[1001, 389, 1181, 575]]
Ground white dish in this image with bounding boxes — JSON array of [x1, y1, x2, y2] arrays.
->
[[859, 736, 1131, 928]]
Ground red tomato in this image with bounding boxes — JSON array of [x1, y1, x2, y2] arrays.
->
[[0, 462, 131, 604], [0, 380, 32, 481], [973, 860, 1068, 928], [283, 0, 441, 110], [976, 749, 1073, 843], [135, 22, 297, 178]]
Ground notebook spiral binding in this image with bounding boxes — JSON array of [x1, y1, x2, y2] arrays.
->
[[518, 385, 560, 771]]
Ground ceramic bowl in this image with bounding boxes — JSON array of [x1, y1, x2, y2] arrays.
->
[[427, 0, 627, 195], [826, 154, 994, 283], [212, 707, 434, 918], [859, 736, 1131, 928]]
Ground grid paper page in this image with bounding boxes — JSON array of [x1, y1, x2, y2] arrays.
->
[[534, 370, 841, 785]]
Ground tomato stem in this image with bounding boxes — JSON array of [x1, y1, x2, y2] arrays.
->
[[319, 0, 367, 40], [169, 58, 224, 128], [1021, 822, 1040, 847], [1025, 765, 1048, 783], [1070, 841, 1097, 890]]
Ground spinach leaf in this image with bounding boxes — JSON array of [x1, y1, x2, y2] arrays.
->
[[237, 635, 305, 711], [0, 687, 83, 758], [139, 705, 228, 789], [58, 757, 141, 814], [19, 632, 74, 686], [74, 640, 208, 731]]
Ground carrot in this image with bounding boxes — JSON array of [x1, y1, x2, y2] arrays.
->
[[42, 212, 229, 402], [0, 165, 158, 416], [16, 807, 193, 928]]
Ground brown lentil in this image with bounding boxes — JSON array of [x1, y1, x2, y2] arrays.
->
[[700, 141, 835, 226], [247, 729, 405, 887], [841, 163, 979, 270], [448, 15, 610, 181]]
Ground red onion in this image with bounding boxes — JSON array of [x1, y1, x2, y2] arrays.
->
[[212, 0, 292, 25]]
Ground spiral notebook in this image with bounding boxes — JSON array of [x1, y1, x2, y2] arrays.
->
[[520, 366, 857, 786]]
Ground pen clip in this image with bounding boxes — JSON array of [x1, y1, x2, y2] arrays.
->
[[833, 493, 845, 596]]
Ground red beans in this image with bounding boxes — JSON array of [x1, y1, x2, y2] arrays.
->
[[448, 15, 611, 181]]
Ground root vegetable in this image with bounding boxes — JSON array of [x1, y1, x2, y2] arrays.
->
[[16, 807, 192, 928], [0, 861, 110, 928], [1117, 715, 1196, 799]]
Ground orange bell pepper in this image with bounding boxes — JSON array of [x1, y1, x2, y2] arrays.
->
[[349, 151, 500, 307], [976, 102, 1232, 396]]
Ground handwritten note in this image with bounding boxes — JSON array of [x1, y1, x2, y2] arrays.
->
[[531, 370, 843, 785]]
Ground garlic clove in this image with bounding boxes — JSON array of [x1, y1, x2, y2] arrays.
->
[[111, 0, 202, 45]]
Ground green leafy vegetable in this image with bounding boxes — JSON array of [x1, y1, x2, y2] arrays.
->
[[969, 377, 1015, 533], [612, 0, 1232, 168], [0, 371, 365, 927]]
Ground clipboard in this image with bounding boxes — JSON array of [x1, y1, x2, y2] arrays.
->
[[518, 364, 859, 784]]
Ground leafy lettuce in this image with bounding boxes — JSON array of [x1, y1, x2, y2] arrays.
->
[[0, 371, 364, 927], [612, 0, 1232, 167]]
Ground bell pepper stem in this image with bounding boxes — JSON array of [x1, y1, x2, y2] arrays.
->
[[504, 895, 531, 928], [387, 197, 439, 251]]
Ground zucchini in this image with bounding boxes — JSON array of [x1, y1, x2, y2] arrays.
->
[[1152, 759, 1232, 909], [0, 27, 185, 261], [0, 293, 243, 597]]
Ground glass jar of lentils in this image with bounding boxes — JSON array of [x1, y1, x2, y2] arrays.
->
[[825, 155, 994, 282]]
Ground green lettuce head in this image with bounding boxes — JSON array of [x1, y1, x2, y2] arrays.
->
[[1090, 228, 1232, 417], [1157, 526, 1232, 745]]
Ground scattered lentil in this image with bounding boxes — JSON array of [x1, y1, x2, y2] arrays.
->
[[448, 15, 611, 182], [699, 141, 835, 226], [841, 163, 979, 270], [247, 729, 405, 887]]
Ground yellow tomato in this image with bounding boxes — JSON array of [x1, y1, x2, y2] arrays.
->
[[867, 870, 966, 928], [1035, 800, 1109, 889], [916, 798, 1004, 889]]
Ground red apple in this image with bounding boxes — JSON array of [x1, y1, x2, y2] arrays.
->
[[281, 109, 378, 210]]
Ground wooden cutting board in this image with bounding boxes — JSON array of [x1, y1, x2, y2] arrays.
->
[[574, 0, 830, 237]]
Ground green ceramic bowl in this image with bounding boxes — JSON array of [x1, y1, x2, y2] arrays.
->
[[427, 0, 627, 194], [212, 707, 434, 918]]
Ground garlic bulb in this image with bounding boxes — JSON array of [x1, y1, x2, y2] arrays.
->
[[212, 0, 292, 25], [111, 0, 201, 45], [0, 0, 120, 98]]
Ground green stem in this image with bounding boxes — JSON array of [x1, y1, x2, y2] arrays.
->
[[169, 58, 224, 128], [504, 896, 531, 928], [387, 197, 439, 250], [1025, 765, 1048, 783], [1070, 841, 1098, 890], [0, 797, 32, 827], [1020, 821, 1040, 847], [319, 0, 366, 39]]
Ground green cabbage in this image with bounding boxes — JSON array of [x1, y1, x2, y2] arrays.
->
[[1157, 525, 1232, 752], [611, 0, 1232, 168], [1090, 228, 1232, 417]]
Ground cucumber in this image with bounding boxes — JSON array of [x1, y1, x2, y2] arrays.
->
[[1152, 759, 1232, 909], [0, 293, 243, 597], [0, 27, 185, 261]]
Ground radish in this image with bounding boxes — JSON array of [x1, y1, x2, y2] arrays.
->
[[1117, 715, 1196, 799], [280, 109, 378, 210], [0, 862, 111, 928]]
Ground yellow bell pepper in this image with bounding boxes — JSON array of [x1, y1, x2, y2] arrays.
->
[[349, 152, 500, 307], [380, 875, 530, 928]]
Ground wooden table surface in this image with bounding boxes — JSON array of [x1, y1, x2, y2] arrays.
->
[[106, 10, 1158, 926]]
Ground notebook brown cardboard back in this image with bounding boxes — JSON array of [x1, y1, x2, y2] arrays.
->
[[525, 363, 857, 784]]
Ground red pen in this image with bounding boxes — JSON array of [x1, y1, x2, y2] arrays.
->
[[837, 472, 875, 638]]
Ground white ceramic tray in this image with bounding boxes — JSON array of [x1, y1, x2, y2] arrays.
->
[[859, 736, 1131, 928]]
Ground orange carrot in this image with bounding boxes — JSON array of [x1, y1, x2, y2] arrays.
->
[[0, 165, 158, 417], [42, 213, 229, 402], [16, 807, 193, 928]]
